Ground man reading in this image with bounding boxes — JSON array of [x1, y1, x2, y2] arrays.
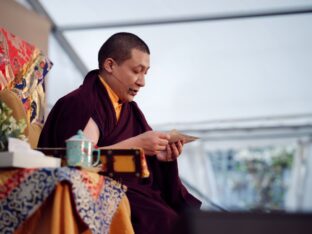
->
[[38, 32, 201, 234]]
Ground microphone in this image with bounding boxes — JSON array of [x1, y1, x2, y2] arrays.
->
[[110, 72, 139, 102], [112, 73, 137, 94], [112, 73, 129, 90]]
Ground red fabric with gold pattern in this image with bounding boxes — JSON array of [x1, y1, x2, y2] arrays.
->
[[0, 28, 34, 88], [0, 27, 53, 125]]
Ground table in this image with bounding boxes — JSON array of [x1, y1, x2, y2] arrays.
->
[[0, 167, 134, 234]]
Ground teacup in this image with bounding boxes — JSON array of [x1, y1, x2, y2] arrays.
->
[[65, 130, 100, 167]]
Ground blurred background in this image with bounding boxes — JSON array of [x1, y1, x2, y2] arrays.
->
[[2, 0, 312, 211]]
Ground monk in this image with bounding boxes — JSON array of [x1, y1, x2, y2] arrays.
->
[[38, 32, 201, 234]]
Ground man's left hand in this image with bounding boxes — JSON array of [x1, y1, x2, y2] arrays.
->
[[156, 140, 184, 162]]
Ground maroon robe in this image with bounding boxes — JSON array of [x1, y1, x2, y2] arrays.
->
[[38, 70, 201, 234]]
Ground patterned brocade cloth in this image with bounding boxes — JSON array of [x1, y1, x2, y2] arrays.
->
[[0, 167, 127, 234], [0, 27, 53, 125]]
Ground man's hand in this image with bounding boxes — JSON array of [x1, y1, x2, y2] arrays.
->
[[135, 131, 170, 155], [156, 140, 184, 162]]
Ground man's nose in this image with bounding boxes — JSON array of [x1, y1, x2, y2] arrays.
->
[[137, 75, 145, 87]]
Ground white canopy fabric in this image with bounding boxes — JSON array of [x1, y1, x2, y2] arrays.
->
[[40, 0, 312, 26]]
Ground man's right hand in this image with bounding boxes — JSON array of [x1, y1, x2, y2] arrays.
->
[[134, 131, 170, 155]]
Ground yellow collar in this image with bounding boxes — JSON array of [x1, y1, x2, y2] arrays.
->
[[98, 74, 122, 121], [99, 75, 120, 105]]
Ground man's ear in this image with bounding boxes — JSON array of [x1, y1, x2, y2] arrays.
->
[[103, 58, 114, 73]]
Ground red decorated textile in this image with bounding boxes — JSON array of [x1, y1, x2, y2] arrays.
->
[[0, 27, 36, 90], [0, 27, 53, 124]]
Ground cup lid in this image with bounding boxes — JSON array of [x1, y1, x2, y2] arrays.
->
[[66, 130, 91, 142]]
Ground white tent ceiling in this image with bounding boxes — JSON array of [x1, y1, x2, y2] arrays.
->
[[18, 0, 312, 127], [40, 0, 312, 26]]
